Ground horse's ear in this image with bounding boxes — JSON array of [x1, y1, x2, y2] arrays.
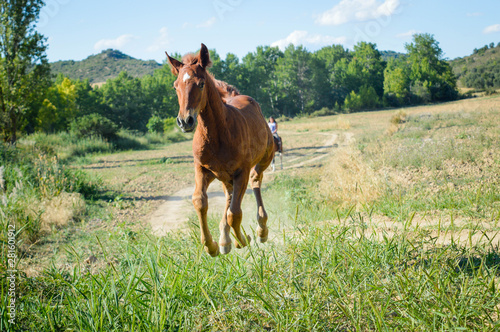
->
[[165, 51, 183, 76], [198, 43, 212, 69]]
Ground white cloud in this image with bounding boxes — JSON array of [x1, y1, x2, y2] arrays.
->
[[147, 27, 173, 52], [483, 24, 500, 34], [315, 0, 401, 26], [196, 16, 216, 28], [396, 29, 420, 38], [467, 12, 483, 17], [94, 34, 136, 51], [271, 30, 347, 50]]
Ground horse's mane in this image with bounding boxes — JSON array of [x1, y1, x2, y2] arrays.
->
[[181, 53, 240, 101]]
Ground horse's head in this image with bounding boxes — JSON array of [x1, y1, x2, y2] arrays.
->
[[166, 43, 212, 133]]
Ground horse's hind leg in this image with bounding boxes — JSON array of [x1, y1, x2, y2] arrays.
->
[[218, 182, 233, 254], [227, 169, 252, 249], [250, 163, 270, 243], [192, 165, 219, 257]]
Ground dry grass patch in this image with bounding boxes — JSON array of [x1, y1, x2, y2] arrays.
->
[[41, 192, 86, 231], [280, 115, 352, 132], [319, 148, 383, 207]]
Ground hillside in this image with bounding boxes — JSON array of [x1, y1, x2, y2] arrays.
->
[[50, 49, 162, 83], [450, 42, 500, 89]]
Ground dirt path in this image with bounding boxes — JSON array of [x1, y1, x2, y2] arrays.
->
[[148, 131, 350, 236]]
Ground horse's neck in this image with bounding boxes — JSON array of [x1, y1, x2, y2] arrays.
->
[[196, 81, 228, 146]]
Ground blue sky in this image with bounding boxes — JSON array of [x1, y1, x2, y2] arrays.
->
[[38, 0, 500, 63]]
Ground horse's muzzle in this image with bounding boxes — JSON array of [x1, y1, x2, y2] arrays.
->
[[177, 115, 196, 132]]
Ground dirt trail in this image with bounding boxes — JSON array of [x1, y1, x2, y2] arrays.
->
[[148, 132, 350, 236], [150, 182, 230, 236]]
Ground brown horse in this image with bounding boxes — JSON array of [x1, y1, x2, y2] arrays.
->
[[166, 44, 275, 257]]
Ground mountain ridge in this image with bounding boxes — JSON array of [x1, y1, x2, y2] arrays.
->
[[50, 49, 162, 83]]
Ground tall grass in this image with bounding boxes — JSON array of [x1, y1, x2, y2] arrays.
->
[[7, 210, 500, 331], [23, 129, 189, 162], [0, 143, 102, 245]]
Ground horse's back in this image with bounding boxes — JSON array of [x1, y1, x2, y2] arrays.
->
[[225, 95, 274, 163]]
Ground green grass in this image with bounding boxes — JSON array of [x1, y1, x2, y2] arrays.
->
[[3, 97, 500, 331], [6, 211, 500, 331], [21, 129, 189, 162]]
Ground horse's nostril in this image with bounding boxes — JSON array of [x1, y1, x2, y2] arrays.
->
[[187, 116, 195, 127], [176, 117, 182, 127]]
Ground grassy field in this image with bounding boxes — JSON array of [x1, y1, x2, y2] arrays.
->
[[1, 95, 500, 331]]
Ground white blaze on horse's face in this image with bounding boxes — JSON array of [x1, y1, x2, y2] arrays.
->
[[175, 68, 204, 133]]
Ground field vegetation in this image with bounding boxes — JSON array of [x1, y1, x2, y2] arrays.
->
[[1, 95, 499, 331]]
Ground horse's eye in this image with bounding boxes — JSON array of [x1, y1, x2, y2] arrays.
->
[[199, 81, 205, 89]]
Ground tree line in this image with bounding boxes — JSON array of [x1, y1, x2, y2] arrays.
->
[[1, 1, 459, 143]]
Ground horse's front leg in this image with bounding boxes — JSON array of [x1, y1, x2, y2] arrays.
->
[[192, 164, 218, 256], [228, 169, 251, 248]]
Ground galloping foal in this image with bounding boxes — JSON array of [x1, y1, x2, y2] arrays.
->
[[166, 44, 274, 257]]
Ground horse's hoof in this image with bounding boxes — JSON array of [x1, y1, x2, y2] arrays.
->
[[205, 241, 220, 257], [220, 244, 232, 255], [257, 235, 268, 243]]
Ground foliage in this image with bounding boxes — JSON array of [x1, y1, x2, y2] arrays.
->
[[36, 76, 77, 132], [100, 72, 150, 131], [0, 0, 51, 143], [146, 115, 164, 134], [70, 113, 118, 140], [450, 43, 500, 89], [0, 142, 100, 244], [384, 58, 412, 106], [163, 117, 177, 132], [405, 33, 458, 102], [344, 85, 380, 111]]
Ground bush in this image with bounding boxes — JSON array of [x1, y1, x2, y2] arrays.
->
[[70, 113, 118, 140], [163, 117, 177, 132], [146, 116, 164, 134], [485, 88, 498, 96], [309, 107, 337, 118]]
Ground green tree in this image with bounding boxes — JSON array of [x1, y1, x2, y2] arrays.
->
[[241, 46, 282, 116], [383, 58, 411, 105], [405, 33, 457, 102], [100, 71, 149, 131], [74, 79, 109, 117], [352, 42, 385, 97], [314, 44, 350, 107], [0, 0, 50, 143], [141, 64, 178, 119], [275, 45, 316, 116], [36, 76, 77, 132]]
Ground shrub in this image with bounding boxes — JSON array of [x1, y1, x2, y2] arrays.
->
[[163, 117, 177, 132], [484, 88, 498, 96], [390, 110, 408, 125], [146, 116, 164, 134], [309, 107, 337, 118], [70, 113, 118, 140]]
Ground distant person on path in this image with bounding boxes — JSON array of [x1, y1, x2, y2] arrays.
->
[[268, 116, 278, 138], [268, 116, 281, 149]]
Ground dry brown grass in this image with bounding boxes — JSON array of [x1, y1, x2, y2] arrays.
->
[[319, 148, 383, 207], [41, 192, 86, 231], [280, 115, 352, 132]]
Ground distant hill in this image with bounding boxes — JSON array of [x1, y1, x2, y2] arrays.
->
[[449, 42, 500, 89], [50, 49, 162, 84]]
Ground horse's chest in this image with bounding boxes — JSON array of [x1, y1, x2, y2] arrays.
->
[[193, 146, 239, 182]]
